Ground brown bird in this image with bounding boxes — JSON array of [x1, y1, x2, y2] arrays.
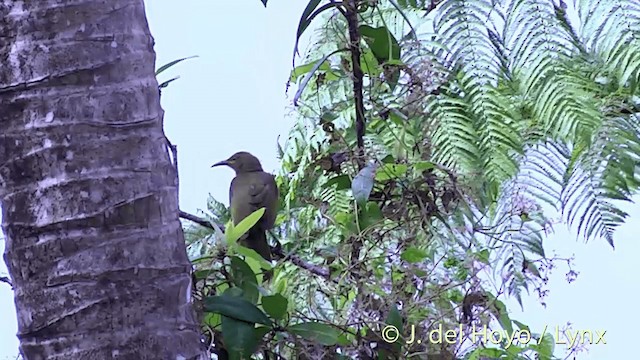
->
[[212, 151, 279, 262]]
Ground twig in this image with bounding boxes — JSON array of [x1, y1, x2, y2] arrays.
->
[[178, 210, 333, 280], [0, 276, 12, 288], [345, 0, 366, 170], [165, 135, 179, 203], [271, 246, 331, 279], [179, 210, 221, 231]]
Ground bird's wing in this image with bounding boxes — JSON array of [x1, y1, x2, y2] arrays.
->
[[247, 173, 276, 203], [230, 172, 278, 229], [248, 172, 279, 228]]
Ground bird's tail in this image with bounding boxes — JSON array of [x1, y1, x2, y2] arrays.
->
[[240, 228, 273, 281], [241, 227, 272, 262]]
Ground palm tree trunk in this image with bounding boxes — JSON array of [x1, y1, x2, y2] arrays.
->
[[0, 1, 207, 358]]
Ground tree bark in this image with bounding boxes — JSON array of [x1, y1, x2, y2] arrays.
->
[[0, 1, 207, 359]]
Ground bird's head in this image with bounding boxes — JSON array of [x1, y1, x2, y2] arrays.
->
[[212, 151, 264, 173]]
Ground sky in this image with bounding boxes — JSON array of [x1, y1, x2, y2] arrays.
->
[[0, 1, 636, 358]]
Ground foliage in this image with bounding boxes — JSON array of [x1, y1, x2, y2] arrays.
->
[[180, 0, 640, 359], [155, 55, 198, 90]]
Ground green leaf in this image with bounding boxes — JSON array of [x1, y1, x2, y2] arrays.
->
[[359, 25, 401, 64], [513, 319, 530, 332], [413, 161, 435, 172], [204, 295, 273, 326], [158, 77, 179, 89], [295, 0, 322, 55], [493, 298, 513, 334], [375, 163, 407, 181], [335, 212, 359, 236], [288, 322, 340, 346], [155, 55, 198, 75], [384, 305, 403, 355], [294, 48, 349, 105], [261, 294, 289, 320], [533, 332, 555, 360], [386, 305, 403, 329], [400, 247, 428, 263], [192, 269, 214, 280], [447, 289, 464, 303], [359, 202, 383, 231], [226, 208, 266, 245], [323, 174, 351, 190], [360, 48, 382, 76], [290, 59, 332, 84], [221, 316, 259, 359], [294, 1, 341, 55], [505, 344, 526, 356], [254, 325, 271, 340], [236, 245, 273, 271], [475, 249, 490, 265], [230, 256, 259, 304], [223, 287, 244, 298], [202, 312, 221, 328], [467, 347, 506, 360]]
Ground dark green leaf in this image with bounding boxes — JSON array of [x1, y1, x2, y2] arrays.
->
[[359, 25, 401, 64], [221, 316, 259, 359], [223, 287, 244, 298], [254, 325, 271, 340], [360, 202, 383, 230], [386, 305, 402, 329], [204, 295, 273, 326], [295, 0, 322, 55], [323, 174, 351, 190], [385, 305, 403, 355], [158, 77, 179, 89], [381, 155, 396, 163], [192, 269, 214, 280], [288, 322, 340, 346], [155, 55, 198, 75], [230, 256, 259, 304], [262, 294, 289, 320], [294, 1, 341, 55]]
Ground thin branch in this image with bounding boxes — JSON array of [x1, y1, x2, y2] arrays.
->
[[179, 210, 220, 231], [178, 210, 332, 280], [0, 276, 12, 288], [345, 0, 366, 170], [271, 246, 331, 279], [165, 136, 178, 169]]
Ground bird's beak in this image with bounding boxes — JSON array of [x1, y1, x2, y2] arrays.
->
[[211, 160, 228, 168]]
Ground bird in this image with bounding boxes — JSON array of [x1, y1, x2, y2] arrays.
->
[[212, 151, 279, 263]]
